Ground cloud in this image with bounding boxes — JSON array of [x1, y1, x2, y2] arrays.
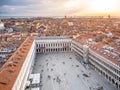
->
[[0, 0, 34, 6], [64, 0, 91, 15], [0, 0, 120, 16], [0, 0, 68, 16]]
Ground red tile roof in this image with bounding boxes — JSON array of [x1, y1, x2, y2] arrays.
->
[[74, 39, 120, 66], [0, 37, 34, 90]]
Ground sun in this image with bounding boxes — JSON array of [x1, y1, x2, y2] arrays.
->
[[90, 0, 117, 13], [64, 0, 119, 16]]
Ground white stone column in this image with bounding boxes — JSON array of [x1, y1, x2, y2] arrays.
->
[[45, 43, 46, 53]]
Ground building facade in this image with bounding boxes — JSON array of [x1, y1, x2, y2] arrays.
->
[[12, 38, 36, 90], [3, 36, 119, 90], [35, 36, 120, 89], [71, 40, 120, 89], [35, 36, 72, 53]]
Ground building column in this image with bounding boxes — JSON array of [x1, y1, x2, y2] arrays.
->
[[56, 43, 58, 52]]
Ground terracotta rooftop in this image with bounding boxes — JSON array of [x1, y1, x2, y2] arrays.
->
[[89, 43, 120, 66], [0, 36, 34, 90], [74, 39, 120, 66]]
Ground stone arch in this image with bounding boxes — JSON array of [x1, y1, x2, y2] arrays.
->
[[100, 70, 102, 75], [109, 77, 111, 81], [106, 74, 108, 79], [103, 72, 105, 76], [115, 83, 118, 88], [112, 79, 115, 84], [37, 49, 38, 52], [51, 49, 53, 52]]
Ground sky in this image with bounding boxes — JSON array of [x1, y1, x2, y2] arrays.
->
[[0, 0, 120, 16]]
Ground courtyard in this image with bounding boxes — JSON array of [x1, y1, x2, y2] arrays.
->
[[30, 52, 117, 90]]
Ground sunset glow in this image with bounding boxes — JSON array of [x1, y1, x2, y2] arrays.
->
[[90, 0, 117, 13], [0, 0, 120, 16]]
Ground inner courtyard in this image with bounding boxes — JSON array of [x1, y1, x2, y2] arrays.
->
[[30, 52, 117, 90]]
